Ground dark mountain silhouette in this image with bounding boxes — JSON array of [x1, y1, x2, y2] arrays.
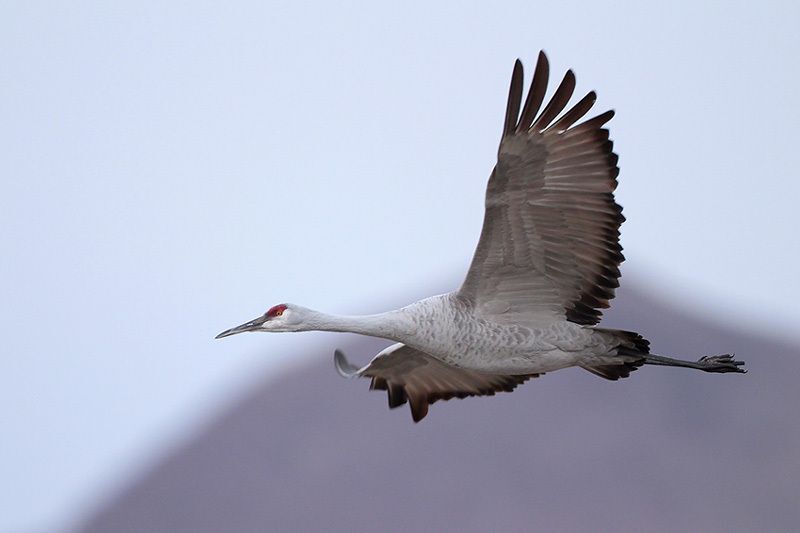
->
[[74, 285, 799, 533]]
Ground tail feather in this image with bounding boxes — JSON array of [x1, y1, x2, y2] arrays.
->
[[609, 329, 651, 354], [582, 358, 643, 380], [581, 328, 650, 381]]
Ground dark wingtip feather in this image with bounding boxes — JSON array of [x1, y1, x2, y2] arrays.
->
[[408, 393, 429, 422], [548, 90, 597, 133], [503, 59, 525, 138], [585, 109, 615, 129], [532, 69, 576, 131], [516, 51, 550, 133], [387, 383, 407, 409]]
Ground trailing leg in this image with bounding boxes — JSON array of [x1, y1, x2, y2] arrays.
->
[[644, 353, 746, 373]]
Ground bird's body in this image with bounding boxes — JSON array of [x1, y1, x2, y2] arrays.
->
[[217, 52, 745, 422], [352, 294, 619, 374]]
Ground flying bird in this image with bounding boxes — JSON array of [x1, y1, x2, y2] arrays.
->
[[216, 52, 745, 422]]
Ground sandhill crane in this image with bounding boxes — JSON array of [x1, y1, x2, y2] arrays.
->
[[216, 52, 745, 422]]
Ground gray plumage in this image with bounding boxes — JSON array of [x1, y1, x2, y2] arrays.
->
[[217, 52, 745, 422]]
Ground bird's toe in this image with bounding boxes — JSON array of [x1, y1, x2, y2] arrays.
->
[[697, 354, 747, 373]]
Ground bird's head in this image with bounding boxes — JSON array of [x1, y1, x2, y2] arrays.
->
[[215, 303, 309, 338]]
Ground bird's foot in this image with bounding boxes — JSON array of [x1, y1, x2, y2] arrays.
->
[[696, 354, 746, 373]]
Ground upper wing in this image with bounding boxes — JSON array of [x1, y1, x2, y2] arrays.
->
[[458, 52, 623, 326], [335, 343, 539, 422]]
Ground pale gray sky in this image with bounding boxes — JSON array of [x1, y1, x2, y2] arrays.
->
[[1, 1, 798, 531]]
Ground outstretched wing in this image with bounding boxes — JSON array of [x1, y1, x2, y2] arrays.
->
[[459, 52, 623, 326], [335, 343, 539, 422]]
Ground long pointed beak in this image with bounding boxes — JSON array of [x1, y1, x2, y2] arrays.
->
[[215, 315, 266, 339]]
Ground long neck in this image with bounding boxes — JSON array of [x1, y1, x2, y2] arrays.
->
[[302, 309, 410, 341]]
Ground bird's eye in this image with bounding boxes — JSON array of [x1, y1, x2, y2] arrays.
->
[[266, 304, 287, 318]]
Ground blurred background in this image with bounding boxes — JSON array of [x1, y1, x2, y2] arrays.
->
[[2, 1, 798, 532]]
